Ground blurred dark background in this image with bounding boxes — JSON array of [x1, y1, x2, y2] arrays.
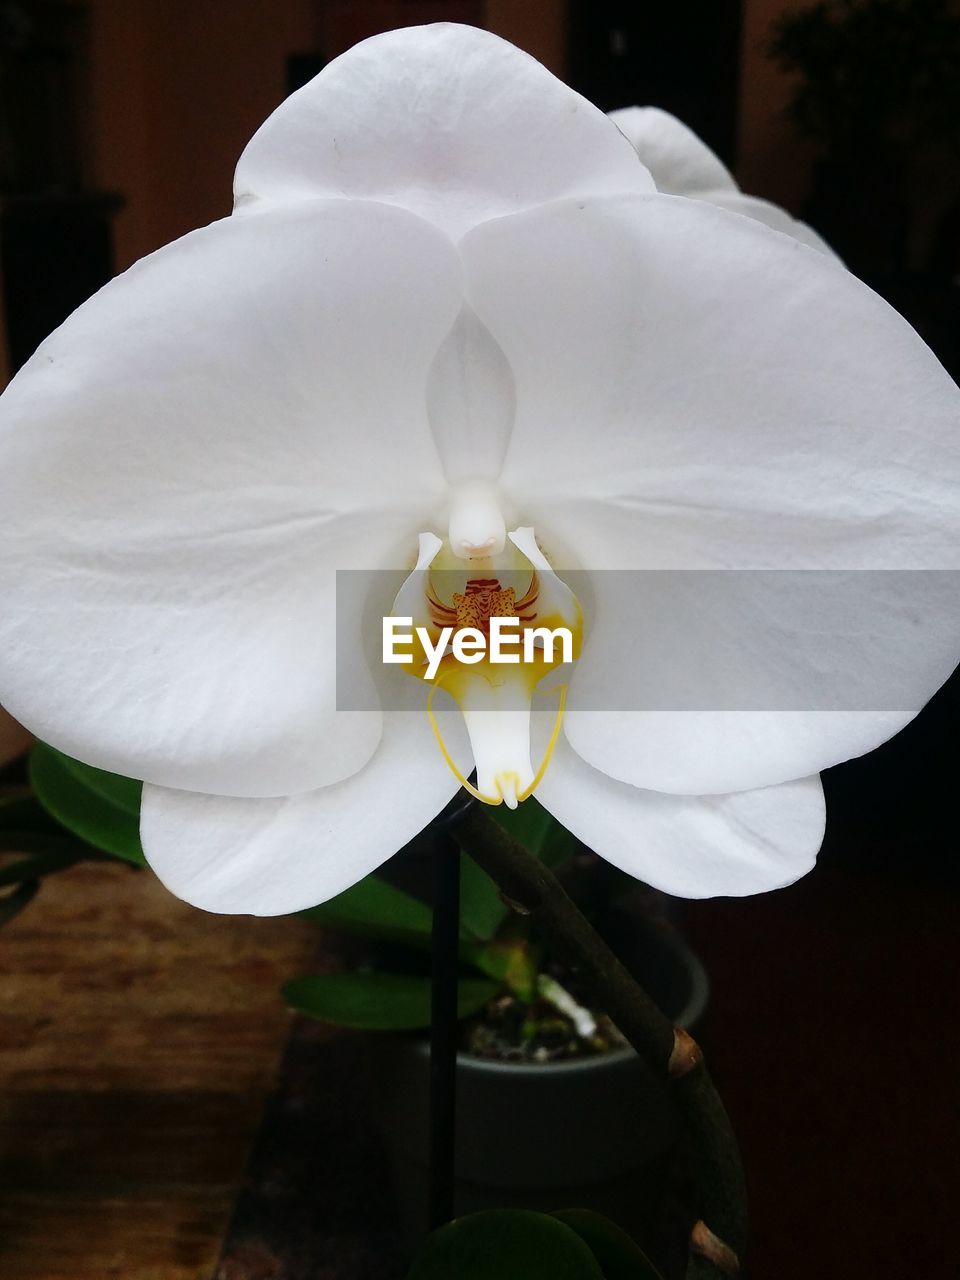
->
[[0, 2, 957, 1279]]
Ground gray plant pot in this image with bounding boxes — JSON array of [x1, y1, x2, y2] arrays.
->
[[372, 922, 709, 1247]]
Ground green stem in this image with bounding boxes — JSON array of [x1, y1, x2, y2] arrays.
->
[[455, 805, 747, 1279]]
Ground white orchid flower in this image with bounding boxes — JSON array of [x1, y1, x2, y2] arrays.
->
[[0, 24, 958, 916], [609, 105, 838, 257]]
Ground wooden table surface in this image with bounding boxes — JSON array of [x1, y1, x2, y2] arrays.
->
[[0, 858, 320, 1280]]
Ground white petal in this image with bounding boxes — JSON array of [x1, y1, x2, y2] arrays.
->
[[462, 194, 960, 565], [0, 201, 464, 796], [560, 568, 960, 794], [609, 108, 837, 258], [700, 188, 839, 259], [537, 737, 825, 898], [608, 107, 737, 196], [427, 306, 515, 484], [507, 525, 582, 634], [235, 24, 653, 239], [140, 701, 467, 916], [461, 194, 960, 790]]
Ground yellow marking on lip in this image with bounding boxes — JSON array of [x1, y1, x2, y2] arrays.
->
[[427, 676, 568, 807]]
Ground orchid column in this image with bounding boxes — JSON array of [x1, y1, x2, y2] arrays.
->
[[0, 20, 959, 1278]]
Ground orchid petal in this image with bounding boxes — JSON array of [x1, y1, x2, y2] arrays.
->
[[391, 531, 443, 631], [537, 737, 825, 898], [235, 24, 653, 239], [140, 703, 466, 915], [0, 200, 464, 796], [462, 194, 960, 791], [558, 567, 960, 795], [507, 525, 582, 633], [463, 194, 960, 562], [699, 188, 839, 258], [609, 106, 838, 259], [608, 106, 737, 196], [427, 306, 515, 484]]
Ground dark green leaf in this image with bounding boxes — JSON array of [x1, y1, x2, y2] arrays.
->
[[299, 875, 434, 947], [490, 797, 576, 869], [459, 849, 510, 942], [54, 753, 142, 817], [0, 794, 67, 836], [299, 872, 518, 985], [458, 800, 577, 944], [28, 743, 145, 865], [0, 795, 96, 872], [408, 1210, 605, 1280], [551, 1209, 665, 1279], [469, 931, 540, 1000], [284, 972, 499, 1031], [0, 878, 39, 927], [0, 798, 110, 872], [0, 847, 87, 887]]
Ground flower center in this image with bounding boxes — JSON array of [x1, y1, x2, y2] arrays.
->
[[391, 524, 582, 807]]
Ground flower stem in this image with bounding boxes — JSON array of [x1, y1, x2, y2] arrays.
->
[[454, 805, 746, 1280]]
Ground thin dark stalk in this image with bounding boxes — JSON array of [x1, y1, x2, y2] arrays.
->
[[428, 825, 461, 1230], [455, 805, 746, 1279]]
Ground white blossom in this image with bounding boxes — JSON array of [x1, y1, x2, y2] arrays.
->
[[0, 26, 957, 914]]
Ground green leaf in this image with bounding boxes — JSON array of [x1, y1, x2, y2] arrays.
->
[[0, 795, 109, 874], [53, 753, 142, 817], [299, 875, 434, 947], [408, 1210, 605, 1280], [0, 795, 95, 871], [28, 743, 145, 865], [0, 878, 40, 927], [458, 800, 577, 944], [0, 794, 67, 836], [283, 971, 499, 1031], [491, 796, 576, 868], [551, 1210, 665, 1280], [299, 872, 521, 989], [470, 932, 540, 1001], [459, 849, 510, 942], [0, 848, 87, 887]]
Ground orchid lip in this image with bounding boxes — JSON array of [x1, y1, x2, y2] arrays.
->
[[391, 524, 583, 806]]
